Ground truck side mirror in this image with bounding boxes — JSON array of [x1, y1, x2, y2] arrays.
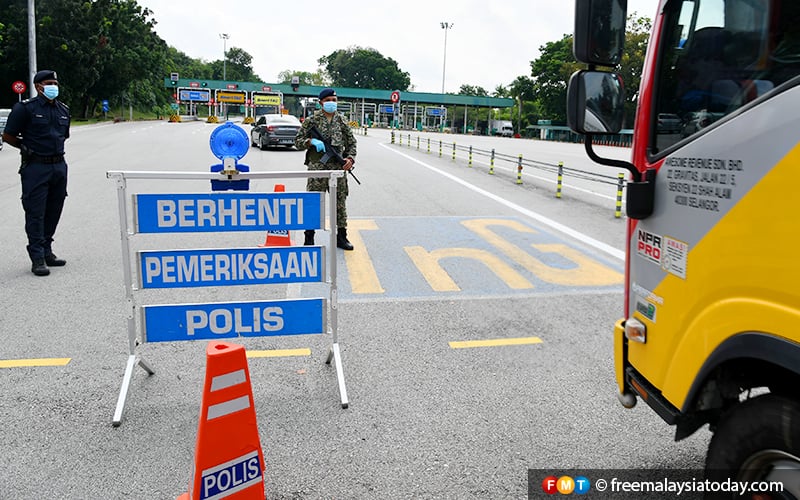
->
[[573, 0, 627, 66], [567, 70, 625, 134]]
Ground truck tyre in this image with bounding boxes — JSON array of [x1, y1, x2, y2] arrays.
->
[[705, 394, 800, 498]]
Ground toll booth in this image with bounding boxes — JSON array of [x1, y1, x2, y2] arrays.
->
[[337, 101, 353, 123], [176, 88, 211, 117], [215, 89, 246, 119], [425, 106, 447, 131], [402, 104, 424, 130], [251, 91, 283, 117], [355, 102, 376, 127], [378, 104, 397, 127]]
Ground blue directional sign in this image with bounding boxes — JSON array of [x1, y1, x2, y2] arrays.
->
[[134, 192, 324, 233], [102, 100, 109, 112], [179, 89, 211, 102], [427, 108, 445, 117], [379, 104, 394, 113], [143, 298, 326, 342], [138, 247, 324, 288]]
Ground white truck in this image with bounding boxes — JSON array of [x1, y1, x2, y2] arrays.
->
[[488, 119, 514, 137]]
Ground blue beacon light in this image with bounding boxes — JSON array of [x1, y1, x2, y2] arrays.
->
[[209, 122, 250, 191]]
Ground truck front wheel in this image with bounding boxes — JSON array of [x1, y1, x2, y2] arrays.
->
[[705, 394, 800, 498]]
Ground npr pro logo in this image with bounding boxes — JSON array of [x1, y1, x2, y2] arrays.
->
[[637, 229, 662, 265], [198, 450, 262, 500]]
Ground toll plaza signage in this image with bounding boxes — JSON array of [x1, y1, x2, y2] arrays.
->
[[216, 91, 246, 104], [142, 298, 326, 342], [134, 192, 324, 233], [179, 89, 211, 102], [138, 247, 324, 288], [252, 94, 281, 106]]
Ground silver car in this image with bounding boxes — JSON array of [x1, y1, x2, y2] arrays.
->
[[250, 114, 302, 150]]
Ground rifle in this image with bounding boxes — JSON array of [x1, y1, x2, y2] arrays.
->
[[308, 125, 362, 185]]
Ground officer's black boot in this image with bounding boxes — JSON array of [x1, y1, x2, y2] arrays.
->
[[31, 258, 50, 277], [304, 230, 315, 246], [45, 253, 66, 267], [337, 228, 354, 251]]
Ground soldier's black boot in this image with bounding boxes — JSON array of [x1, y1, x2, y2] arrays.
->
[[45, 253, 66, 267], [304, 230, 315, 246], [31, 258, 50, 276], [337, 228, 354, 251]]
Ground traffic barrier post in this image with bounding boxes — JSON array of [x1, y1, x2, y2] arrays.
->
[[468, 146, 473, 168], [556, 162, 563, 198], [439, 140, 442, 158], [427, 138, 431, 154], [616, 173, 625, 218], [516, 155, 523, 184], [452, 142, 456, 162], [489, 149, 495, 175]]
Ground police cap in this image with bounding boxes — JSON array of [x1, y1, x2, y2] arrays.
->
[[318, 88, 336, 100], [34, 70, 58, 84]]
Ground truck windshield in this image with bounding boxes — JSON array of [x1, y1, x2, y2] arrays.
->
[[652, 0, 800, 152]]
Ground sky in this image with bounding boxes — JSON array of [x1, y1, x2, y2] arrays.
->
[[137, 0, 657, 94]]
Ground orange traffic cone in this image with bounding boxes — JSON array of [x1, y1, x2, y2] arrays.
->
[[260, 184, 292, 247], [177, 342, 265, 500]]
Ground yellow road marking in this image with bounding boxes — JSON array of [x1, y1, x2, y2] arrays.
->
[[246, 348, 311, 358], [405, 246, 534, 291], [344, 219, 385, 294], [0, 358, 71, 368], [449, 337, 543, 349]]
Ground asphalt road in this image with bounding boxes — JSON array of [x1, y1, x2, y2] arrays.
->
[[0, 119, 710, 499]]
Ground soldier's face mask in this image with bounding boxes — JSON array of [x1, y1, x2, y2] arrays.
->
[[322, 101, 337, 113]]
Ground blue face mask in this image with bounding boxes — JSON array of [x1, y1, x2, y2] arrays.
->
[[42, 85, 59, 100], [322, 101, 337, 113]]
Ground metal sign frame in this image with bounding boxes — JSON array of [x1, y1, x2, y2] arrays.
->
[[106, 170, 349, 426]]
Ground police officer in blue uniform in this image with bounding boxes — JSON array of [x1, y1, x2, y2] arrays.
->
[[2, 70, 71, 276]]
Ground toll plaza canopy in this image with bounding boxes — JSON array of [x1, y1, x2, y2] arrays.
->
[[163, 77, 515, 108]]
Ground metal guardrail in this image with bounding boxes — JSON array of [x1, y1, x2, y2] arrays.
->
[[389, 131, 627, 218]]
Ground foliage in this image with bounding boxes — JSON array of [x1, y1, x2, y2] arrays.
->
[[619, 13, 652, 127], [457, 84, 489, 96], [276, 69, 328, 86], [525, 14, 651, 125], [318, 46, 410, 90]]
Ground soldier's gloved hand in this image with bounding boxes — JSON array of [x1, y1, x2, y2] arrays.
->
[[309, 138, 326, 153]]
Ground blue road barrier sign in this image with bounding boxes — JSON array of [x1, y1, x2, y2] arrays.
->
[[134, 192, 324, 233], [138, 247, 324, 288], [143, 298, 326, 342]]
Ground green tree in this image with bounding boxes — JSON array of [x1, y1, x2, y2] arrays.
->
[[210, 46, 259, 82], [619, 13, 651, 127], [276, 69, 327, 86], [457, 84, 488, 96], [530, 34, 581, 123], [318, 46, 410, 90]]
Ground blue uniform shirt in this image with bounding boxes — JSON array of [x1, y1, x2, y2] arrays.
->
[[4, 95, 70, 156]]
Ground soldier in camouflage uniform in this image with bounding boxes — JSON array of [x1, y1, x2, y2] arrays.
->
[[295, 88, 358, 250]]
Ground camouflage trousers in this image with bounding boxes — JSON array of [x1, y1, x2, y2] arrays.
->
[[307, 174, 349, 228]]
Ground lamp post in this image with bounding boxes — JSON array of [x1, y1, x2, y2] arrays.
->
[[440, 22, 453, 94], [440, 22, 453, 130], [220, 33, 230, 80]]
